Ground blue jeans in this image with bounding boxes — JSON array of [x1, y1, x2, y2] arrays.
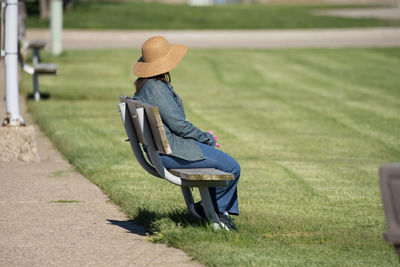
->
[[160, 142, 240, 215]]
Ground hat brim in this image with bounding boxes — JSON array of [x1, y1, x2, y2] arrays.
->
[[133, 44, 188, 78]]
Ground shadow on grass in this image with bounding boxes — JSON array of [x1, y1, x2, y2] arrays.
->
[[26, 92, 51, 100], [136, 207, 206, 234], [108, 207, 206, 237]]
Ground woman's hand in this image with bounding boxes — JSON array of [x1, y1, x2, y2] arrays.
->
[[208, 131, 220, 148]]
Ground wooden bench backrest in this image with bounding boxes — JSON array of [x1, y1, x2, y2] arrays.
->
[[125, 100, 146, 145], [121, 97, 172, 155]]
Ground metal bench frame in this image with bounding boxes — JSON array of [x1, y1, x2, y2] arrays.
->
[[119, 96, 234, 230]]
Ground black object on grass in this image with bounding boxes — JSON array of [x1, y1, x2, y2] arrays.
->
[[380, 163, 400, 258]]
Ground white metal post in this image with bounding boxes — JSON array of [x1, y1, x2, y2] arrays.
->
[[2, 0, 24, 126], [50, 0, 62, 55]]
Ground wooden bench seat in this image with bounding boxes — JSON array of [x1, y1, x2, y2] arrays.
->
[[170, 168, 234, 181], [34, 63, 58, 74], [170, 168, 233, 187], [119, 96, 234, 230]]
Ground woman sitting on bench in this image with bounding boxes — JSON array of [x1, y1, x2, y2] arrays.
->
[[132, 36, 241, 230]]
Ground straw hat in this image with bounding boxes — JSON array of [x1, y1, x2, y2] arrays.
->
[[133, 36, 188, 78]]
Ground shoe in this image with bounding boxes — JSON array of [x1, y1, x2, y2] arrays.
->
[[218, 212, 238, 231]]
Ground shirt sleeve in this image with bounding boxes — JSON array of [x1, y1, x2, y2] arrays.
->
[[147, 84, 216, 147]]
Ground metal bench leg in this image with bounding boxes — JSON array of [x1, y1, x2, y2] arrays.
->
[[198, 187, 228, 231], [181, 186, 204, 221], [33, 49, 41, 65], [33, 73, 40, 101]]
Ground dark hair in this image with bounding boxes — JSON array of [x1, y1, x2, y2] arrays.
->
[[134, 72, 171, 94]]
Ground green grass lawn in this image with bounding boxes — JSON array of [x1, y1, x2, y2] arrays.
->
[[26, 1, 400, 29], [22, 47, 400, 265]]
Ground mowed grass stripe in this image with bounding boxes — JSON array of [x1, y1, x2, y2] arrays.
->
[[194, 49, 399, 155], [267, 52, 400, 154], [23, 48, 400, 265]]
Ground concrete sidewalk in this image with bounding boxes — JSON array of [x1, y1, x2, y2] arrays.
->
[[313, 7, 400, 20], [0, 60, 201, 266], [27, 28, 400, 50]]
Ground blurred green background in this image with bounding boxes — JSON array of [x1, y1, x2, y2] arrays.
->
[[26, 1, 400, 29]]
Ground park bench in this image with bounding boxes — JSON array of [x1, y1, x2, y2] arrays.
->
[[380, 163, 400, 258], [119, 96, 235, 230], [18, 39, 57, 101]]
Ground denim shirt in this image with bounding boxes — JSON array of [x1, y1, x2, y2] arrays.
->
[[133, 79, 216, 161]]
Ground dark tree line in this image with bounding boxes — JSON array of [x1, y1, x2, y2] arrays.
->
[[26, 0, 74, 19]]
